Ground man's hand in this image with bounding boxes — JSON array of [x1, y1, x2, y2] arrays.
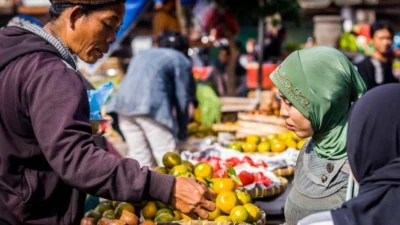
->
[[169, 177, 216, 219]]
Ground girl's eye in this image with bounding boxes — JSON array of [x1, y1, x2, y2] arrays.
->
[[285, 100, 292, 106]]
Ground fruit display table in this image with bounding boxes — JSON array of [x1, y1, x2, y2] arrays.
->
[[83, 152, 267, 225]]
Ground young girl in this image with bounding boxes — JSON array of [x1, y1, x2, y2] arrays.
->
[[269, 46, 366, 225]]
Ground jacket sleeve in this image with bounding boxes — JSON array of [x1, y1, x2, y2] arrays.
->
[[174, 59, 193, 141], [26, 64, 174, 203]]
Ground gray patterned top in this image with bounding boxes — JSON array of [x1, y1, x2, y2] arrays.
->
[[284, 141, 350, 225]]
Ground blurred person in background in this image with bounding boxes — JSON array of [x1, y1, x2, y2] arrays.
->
[[106, 32, 196, 168], [356, 20, 398, 90], [239, 38, 258, 66], [152, 0, 181, 43], [205, 45, 247, 97]]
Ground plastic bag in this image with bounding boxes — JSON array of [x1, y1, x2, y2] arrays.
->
[[87, 81, 114, 120]]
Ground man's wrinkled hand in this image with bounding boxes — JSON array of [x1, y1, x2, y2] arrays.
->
[[169, 177, 216, 219]]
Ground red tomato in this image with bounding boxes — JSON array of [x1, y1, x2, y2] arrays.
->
[[255, 160, 268, 168], [214, 169, 228, 178], [237, 171, 255, 186], [260, 177, 272, 187], [226, 157, 241, 167], [208, 158, 221, 172], [242, 156, 255, 166], [254, 172, 266, 183]]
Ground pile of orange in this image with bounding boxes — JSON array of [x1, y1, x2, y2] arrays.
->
[[83, 152, 263, 224], [153, 152, 262, 223], [228, 131, 307, 153]]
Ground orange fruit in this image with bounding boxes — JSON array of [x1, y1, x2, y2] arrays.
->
[[142, 221, 156, 225], [212, 178, 236, 194], [155, 201, 167, 209], [297, 139, 307, 150], [229, 206, 249, 222], [162, 152, 182, 169], [246, 135, 260, 144], [173, 210, 181, 221], [271, 140, 287, 153], [115, 202, 135, 219], [216, 191, 238, 214], [278, 131, 291, 141], [244, 203, 261, 222], [141, 201, 157, 220], [141, 220, 155, 225], [194, 162, 214, 178], [257, 142, 271, 153], [285, 138, 297, 149], [227, 142, 243, 152], [182, 160, 194, 173], [169, 165, 189, 177], [180, 212, 192, 221], [154, 213, 175, 222], [236, 190, 252, 205], [154, 166, 168, 174], [242, 143, 257, 153], [84, 210, 101, 222], [208, 207, 221, 221], [289, 131, 301, 141], [156, 208, 174, 218], [214, 216, 232, 222], [265, 133, 278, 142]]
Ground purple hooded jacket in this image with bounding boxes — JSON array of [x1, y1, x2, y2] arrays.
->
[[0, 26, 175, 225]]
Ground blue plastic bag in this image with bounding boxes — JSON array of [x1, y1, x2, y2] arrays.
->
[[87, 81, 114, 120]]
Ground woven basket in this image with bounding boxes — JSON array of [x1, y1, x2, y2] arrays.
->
[[273, 167, 295, 177], [245, 177, 288, 199], [155, 211, 266, 225]]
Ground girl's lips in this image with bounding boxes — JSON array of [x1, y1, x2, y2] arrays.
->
[[286, 123, 295, 130]]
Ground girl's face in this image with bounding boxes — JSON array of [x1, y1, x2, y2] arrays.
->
[[278, 92, 314, 138]]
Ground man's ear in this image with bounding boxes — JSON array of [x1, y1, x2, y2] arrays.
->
[[66, 5, 84, 30]]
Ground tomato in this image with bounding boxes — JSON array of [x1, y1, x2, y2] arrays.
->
[[237, 171, 255, 186], [214, 169, 228, 178], [208, 158, 221, 172], [242, 156, 255, 166], [253, 172, 271, 187], [254, 172, 265, 183], [226, 157, 241, 167], [260, 177, 271, 187], [255, 160, 267, 168]]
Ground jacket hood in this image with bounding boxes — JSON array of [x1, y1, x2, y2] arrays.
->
[[0, 26, 60, 71]]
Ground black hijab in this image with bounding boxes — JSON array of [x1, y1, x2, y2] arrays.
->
[[331, 83, 400, 225]]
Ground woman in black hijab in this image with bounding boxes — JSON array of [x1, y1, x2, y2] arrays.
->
[[298, 83, 400, 225]]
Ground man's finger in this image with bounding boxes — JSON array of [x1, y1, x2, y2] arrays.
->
[[195, 207, 209, 219], [204, 188, 217, 201], [185, 212, 199, 220], [200, 198, 216, 212]]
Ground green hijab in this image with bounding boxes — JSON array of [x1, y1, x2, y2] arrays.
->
[[270, 46, 366, 160]]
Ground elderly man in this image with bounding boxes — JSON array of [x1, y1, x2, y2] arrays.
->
[[0, 1, 215, 224]]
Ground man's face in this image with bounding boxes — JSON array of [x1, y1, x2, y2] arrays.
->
[[218, 50, 229, 64], [372, 28, 393, 56], [66, 3, 125, 64]]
